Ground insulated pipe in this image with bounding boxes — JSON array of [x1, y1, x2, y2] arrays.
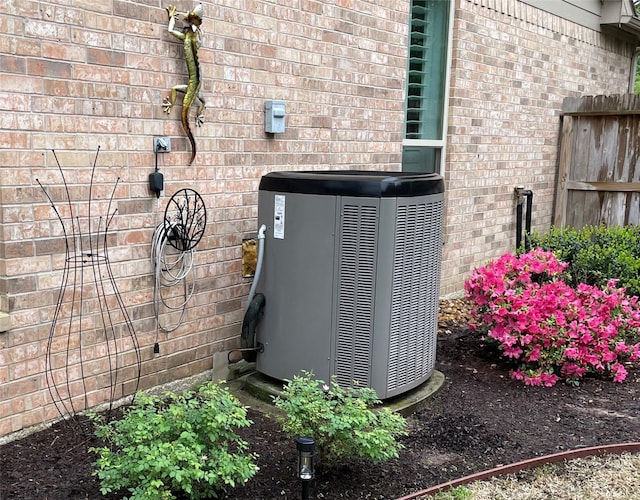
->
[[240, 292, 265, 362], [524, 189, 533, 251], [246, 224, 267, 311], [515, 187, 533, 251], [238, 224, 267, 362]]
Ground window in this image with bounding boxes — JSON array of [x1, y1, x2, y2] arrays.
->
[[402, 0, 452, 174]]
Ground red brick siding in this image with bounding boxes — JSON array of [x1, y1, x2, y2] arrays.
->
[[440, 0, 636, 296], [0, 0, 637, 437], [0, 0, 409, 436]]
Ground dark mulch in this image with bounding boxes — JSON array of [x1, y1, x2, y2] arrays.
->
[[2, 309, 640, 499]]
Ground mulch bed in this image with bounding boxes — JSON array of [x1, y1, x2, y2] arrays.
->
[[1, 300, 639, 499]]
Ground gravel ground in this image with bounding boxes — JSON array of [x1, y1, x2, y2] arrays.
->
[[454, 453, 640, 500]]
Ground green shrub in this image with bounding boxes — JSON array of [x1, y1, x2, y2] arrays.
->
[[273, 371, 407, 468], [89, 382, 258, 500], [465, 249, 640, 386], [431, 486, 474, 500], [526, 225, 640, 297]]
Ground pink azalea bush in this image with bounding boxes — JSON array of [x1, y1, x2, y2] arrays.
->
[[464, 248, 640, 386]]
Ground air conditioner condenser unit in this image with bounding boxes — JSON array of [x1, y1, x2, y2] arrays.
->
[[255, 170, 444, 399]]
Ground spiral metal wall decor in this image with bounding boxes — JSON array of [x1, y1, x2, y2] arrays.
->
[[151, 188, 207, 339], [37, 148, 141, 426]]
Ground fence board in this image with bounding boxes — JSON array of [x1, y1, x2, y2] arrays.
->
[[554, 94, 640, 229]]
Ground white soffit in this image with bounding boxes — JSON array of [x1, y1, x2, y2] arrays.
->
[[601, 0, 640, 40]]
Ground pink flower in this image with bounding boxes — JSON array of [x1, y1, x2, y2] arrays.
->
[[561, 363, 587, 379], [611, 363, 628, 383], [503, 345, 523, 358], [524, 375, 542, 386], [540, 373, 559, 387], [526, 344, 542, 362], [563, 348, 579, 360], [465, 248, 640, 387]]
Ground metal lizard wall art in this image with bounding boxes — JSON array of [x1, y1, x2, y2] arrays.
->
[[163, 4, 206, 165]]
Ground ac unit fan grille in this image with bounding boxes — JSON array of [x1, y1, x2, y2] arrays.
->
[[335, 203, 378, 387], [387, 198, 444, 392]]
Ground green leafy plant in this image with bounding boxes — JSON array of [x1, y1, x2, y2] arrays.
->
[[465, 249, 640, 386], [272, 371, 407, 468], [431, 486, 474, 500], [89, 382, 258, 499], [526, 225, 640, 297]]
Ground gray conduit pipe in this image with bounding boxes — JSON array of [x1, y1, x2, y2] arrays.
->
[[395, 442, 640, 500]]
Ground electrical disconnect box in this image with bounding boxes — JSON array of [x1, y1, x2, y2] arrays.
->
[[256, 170, 445, 399], [264, 100, 286, 133]]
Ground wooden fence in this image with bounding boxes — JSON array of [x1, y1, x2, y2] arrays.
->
[[554, 94, 640, 229]]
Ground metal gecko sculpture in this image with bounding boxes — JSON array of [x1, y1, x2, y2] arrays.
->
[[163, 3, 206, 165], [37, 148, 141, 427]]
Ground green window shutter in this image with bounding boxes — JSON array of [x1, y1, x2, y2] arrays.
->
[[405, 0, 449, 141], [403, 0, 450, 173]]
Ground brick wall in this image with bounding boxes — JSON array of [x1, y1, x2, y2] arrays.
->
[[0, 0, 409, 436], [439, 0, 637, 296], [0, 0, 638, 437]]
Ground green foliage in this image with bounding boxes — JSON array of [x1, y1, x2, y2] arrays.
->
[[431, 486, 474, 500], [272, 371, 407, 468], [89, 382, 258, 500], [526, 225, 640, 297]]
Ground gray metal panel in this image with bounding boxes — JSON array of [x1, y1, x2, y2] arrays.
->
[[333, 198, 380, 388], [371, 193, 445, 398], [256, 191, 337, 382]]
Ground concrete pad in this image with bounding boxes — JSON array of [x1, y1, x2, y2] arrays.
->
[[227, 369, 445, 417]]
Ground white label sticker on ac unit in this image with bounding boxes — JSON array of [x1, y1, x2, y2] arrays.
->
[[273, 194, 285, 239]]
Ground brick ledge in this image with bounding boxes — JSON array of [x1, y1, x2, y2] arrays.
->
[[0, 311, 10, 332]]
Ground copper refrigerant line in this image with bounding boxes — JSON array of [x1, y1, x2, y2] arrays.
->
[[396, 442, 640, 499]]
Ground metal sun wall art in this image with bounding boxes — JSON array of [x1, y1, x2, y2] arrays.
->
[[37, 148, 141, 427]]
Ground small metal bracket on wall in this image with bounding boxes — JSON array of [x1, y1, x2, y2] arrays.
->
[[154, 136, 171, 153]]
